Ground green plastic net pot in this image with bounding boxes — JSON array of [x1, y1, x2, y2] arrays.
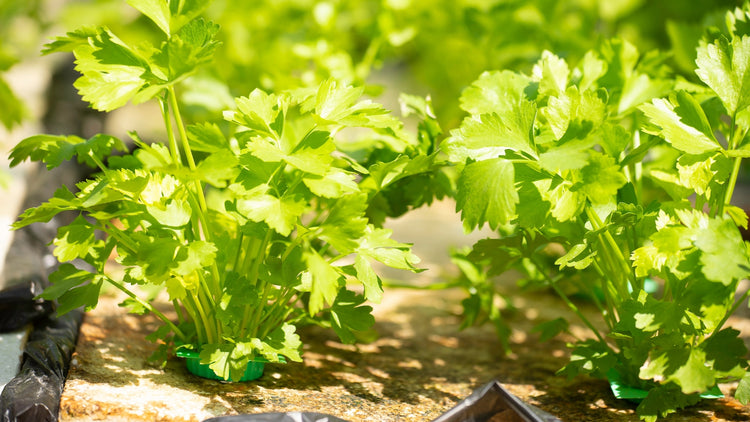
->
[[176, 348, 282, 382]]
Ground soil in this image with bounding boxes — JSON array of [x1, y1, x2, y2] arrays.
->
[[57, 202, 750, 422]]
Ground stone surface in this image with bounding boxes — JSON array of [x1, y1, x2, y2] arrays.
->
[[58, 283, 750, 422]]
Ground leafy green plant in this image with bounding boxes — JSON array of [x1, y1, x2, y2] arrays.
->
[[7, 0, 439, 382], [0, 0, 49, 130], [444, 5, 750, 420], [46, 0, 741, 129]]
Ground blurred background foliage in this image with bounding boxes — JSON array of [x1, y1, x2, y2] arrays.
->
[[1, 0, 743, 132]]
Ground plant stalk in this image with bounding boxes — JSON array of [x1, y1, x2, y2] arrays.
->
[[530, 256, 608, 345], [107, 278, 187, 340]]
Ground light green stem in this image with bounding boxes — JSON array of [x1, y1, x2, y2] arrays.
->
[[239, 231, 273, 336], [86, 151, 109, 175], [100, 222, 139, 253], [721, 157, 743, 216], [586, 207, 633, 294], [166, 86, 222, 296], [159, 95, 181, 165], [531, 256, 608, 345], [713, 288, 750, 337], [107, 278, 187, 341]]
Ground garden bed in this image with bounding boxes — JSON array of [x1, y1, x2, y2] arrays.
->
[[56, 204, 750, 422], [58, 285, 750, 422]]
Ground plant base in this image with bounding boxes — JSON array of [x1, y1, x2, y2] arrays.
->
[[176, 348, 266, 382], [607, 369, 724, 403]]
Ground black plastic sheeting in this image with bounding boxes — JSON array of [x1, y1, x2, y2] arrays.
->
[[0, 278, 54, 332], [0, 308, 82, 422], [0, 161, 85, 422], [203, 380, 561, 422]]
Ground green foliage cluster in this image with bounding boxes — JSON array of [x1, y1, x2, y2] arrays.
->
[[43, 0, 742, 126], [7, 0, 750, 419], [0, 0, 48, 130], [8, 0, 443, 382], [446, 4, 750, 420]]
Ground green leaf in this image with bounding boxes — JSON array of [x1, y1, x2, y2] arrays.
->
[[187, 122, 229, 153], [555, 243, 596, 270], [672, 91, 716, 145], [543, 86, 605, 141], [53, 216, 103, 262], [577, 50, 607, 92], [76, 134, 128, 168], [532, 50, 570, 97], [329, 290, 375, 344], [9, 133, 127, 170], [174, 241, 217, 276], [118, 233, 182, 283], [0, 77, 24, 130], [538, 140, 592, 173], [137, 173, 192, 227], [127, 0, 212, 38], [10, 135, 77, 169], [71, 28, 152, 111], [217, 273, 261, 331], [456, 158, 518, 231], [694, 217, 750, 284], [39, 264, 94, 301], [445, 104, 537, 162], [353, 254, 382, 304], [197, 150, 240, 187], [637, 383, 701, 422], [703, 328, 748, 375], [515, 180, 550, 229], [598, 38, 640, 92], [465, 237, 524, 277], [309, 79, 363, 122], [726, 205, 749, 230], [532, 317, 569, 342], [616, 292, 688, 341], [459, 70, 532, 115], [539, 179, 585, 222], [303, 169, 358, 198], [618, 72, 672, 115], [578, 153, 627, 205], [260, 323, 303, 362], [639, 341, 717, 396], [304, 250, 343, 315], [695, 35, 750, 116], [596, 122, 632, 160], [243, 130, 334, 176], [127, 0, 170, 35], [736, 372, 750, 404], [199, 343, 242, 381], [317, 193, 368, 254], [356, 226, 421, 272], [640, 96, 722, 155], [40, 264, 103, 315], [42, 27, 100, 55], [305, 79, 402, 131], [235, 185, 307, 236], [227, 89, 286, 137], [12, 187, 78, 229], [557, 339, 616, 379], [366, 155, 415, 189], [151, 18, 220, 83]]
